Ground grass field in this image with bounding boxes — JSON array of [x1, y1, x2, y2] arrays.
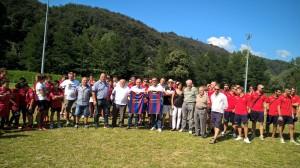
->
[[0, 120, 300, 168]]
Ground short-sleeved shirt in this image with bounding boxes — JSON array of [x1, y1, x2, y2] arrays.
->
[[234, 94, 248, 115], [112, 86, 130, 105], [92, 81, 109, 100], [249, 91, 267, 112], [49, 89, 64, 109], [195, 94, 208, 109], [225, 92, 235, 112], [35, 82, 47, 101], [211, 92, 228, 113], [25, 88, 36, 106], [130, 85, 145, 93], [163, 86, 174, 105], [76, 85, 91, 106], [148, 85, 165, 92], [266, 95, 280, 116], [60, 79, 80, 100], [278, 95, 292, 117], [183, 87, 198, 103]]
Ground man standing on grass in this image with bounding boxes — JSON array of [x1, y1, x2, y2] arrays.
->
[[265, 88, 281, 138], [180, 79, 198, 134], [209, 84, 228, 144], [222, 85, 237, 137], [111, 79, 130, 128], [74, 77, 91, 128], [92, 73, 109, 128], [60, 72, 80, 126], [249, 84, 267, 140], [233, 87, 251, 144], [162, 79, 174, 129], [194, 86, 209, 138], [128, 79, 145, 129], [277, 89, 299, 145], [291, 87, 300, 141], [148, 77, 164, 132], [35, 75, 47, 130]]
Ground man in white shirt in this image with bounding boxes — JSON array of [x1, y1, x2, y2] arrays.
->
[[148, 77, 165, 132], [35, 74, 47, 130], [128, 79, 145, 128], [60, 72, 80, 126], [210, 84, 228, 144], [111, 79, 130, 127]]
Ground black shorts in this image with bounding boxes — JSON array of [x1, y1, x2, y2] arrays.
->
[[278, 116, 293, 126], [37, 100, 48, 111], [224, 111, 235, 124], [211, 111, 223, 129], [250, 111, 264, 123], [234, 114, 248, 126], [266, 115, 278, 125]]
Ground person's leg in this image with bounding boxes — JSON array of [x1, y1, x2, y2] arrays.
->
[[94, 100, 100, 127], [180, 102, 188, 131], [237, 127, 242, 138], [244, 123, 249, 138], [194, 109, 200, 136], [128, 113, 133, 128], [134, 113, 138, 127], [111, 103, 117, 127], [119, 105, 125, 127], [50, 108, 55, 128], [102, 100, 109, 127], [265, 115, 271, 136], [65, 100, 71, 124], [223, 112, 229, 134], [289, 124, 295, 141], [21, 105, 27, 127], [177, 108, 182, 130], [172, 107, 177, 130], [252, 121, 257, 136], [157, 114, 162, 130], [83, 105, 89, 126], [199, 109, 207, 137], [187, 104, 195, 132]]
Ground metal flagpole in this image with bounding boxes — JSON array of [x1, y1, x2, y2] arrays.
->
[[41, 0, 49, 75], [244, 33, 252, 93]]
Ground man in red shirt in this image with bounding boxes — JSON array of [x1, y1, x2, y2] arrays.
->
[[278, 89, 299, 145], [233, 86, 251, 143], [25, 87, 36, 129], [49, 80, 64, 129], [222, 85, 237, 137], [249, 84, 267, 140], [265, 88, 281, 138]]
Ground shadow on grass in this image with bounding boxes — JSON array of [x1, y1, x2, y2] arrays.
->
[[0, 134, 29, 139]]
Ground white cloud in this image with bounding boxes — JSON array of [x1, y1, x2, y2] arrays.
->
[[207, 36, 235, 52], [240, 44, 265, 57], [276, 49, 290, 58]]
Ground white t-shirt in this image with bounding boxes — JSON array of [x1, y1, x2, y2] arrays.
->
[[35, 82, 46, 101], [60, 79, 80, 100], [111, 86, 130, 105], [211, 92, 228, 113], [148, 85, 165, 92], [130, 85, 145, 93]]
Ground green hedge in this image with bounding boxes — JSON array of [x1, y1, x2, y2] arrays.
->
[[7, 70, 61, 85]]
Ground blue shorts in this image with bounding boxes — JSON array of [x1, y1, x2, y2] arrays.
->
[[211, 111, 223, 129], [224, 111, 235, 124], [266, 115, 278, 125], [75, 105, 89, 117], [278, 116, 293, 126], [234, 114, 248, 126], [250, 111, 264, 123]]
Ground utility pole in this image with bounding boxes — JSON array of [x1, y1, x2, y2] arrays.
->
[[41, 0, 49, 74], [244, 33, 252, 93]]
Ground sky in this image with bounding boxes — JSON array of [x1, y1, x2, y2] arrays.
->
[[39, 0, 300, 61]]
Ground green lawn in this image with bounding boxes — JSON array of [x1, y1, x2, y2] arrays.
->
[[0, 121, 300, 168]]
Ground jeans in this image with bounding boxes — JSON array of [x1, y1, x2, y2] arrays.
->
[[128, 113, 139, 127], [150, 114, 162, 129], [94, 99, 109, 126]]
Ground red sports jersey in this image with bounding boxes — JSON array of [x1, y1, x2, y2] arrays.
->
[[18, 87, 28, 106], [291, 95, 300, 113], [49, 89, 64, 109], [234, 94, 248, 115], [25, 88, 36, 106], [266, 95, 280, 116], [11, 89, 21, 111], [249, 91, 267, 112], [45, 81, 54, 100], [0, 87, 11, 117], [278, 95, 292, 117], [225, 92, 235, 112]]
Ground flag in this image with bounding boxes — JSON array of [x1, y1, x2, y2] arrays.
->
[[128, 92, 145, 114], [148, 91, 163, 114]]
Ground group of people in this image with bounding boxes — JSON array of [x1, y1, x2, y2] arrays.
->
[[0, 68, 299, 145]]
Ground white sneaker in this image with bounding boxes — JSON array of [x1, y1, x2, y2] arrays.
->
[[280, 138, 286, 144], [157, 128, 162, 133], [74, 124, 79, 128], [290, 140, 300, 145], [188, 130, 193, 134], [221, 131, 225, 136], [179, 129, 183, 132], [235, 136, 243, 141], [259, 135, 264, 141], [244, 137, 251, 144], [150, 127, 156, 131]]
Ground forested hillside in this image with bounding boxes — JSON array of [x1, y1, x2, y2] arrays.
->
[[0, 0, 299, 89]]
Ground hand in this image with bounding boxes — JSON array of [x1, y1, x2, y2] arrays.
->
[[278, 116, 283, 121]]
